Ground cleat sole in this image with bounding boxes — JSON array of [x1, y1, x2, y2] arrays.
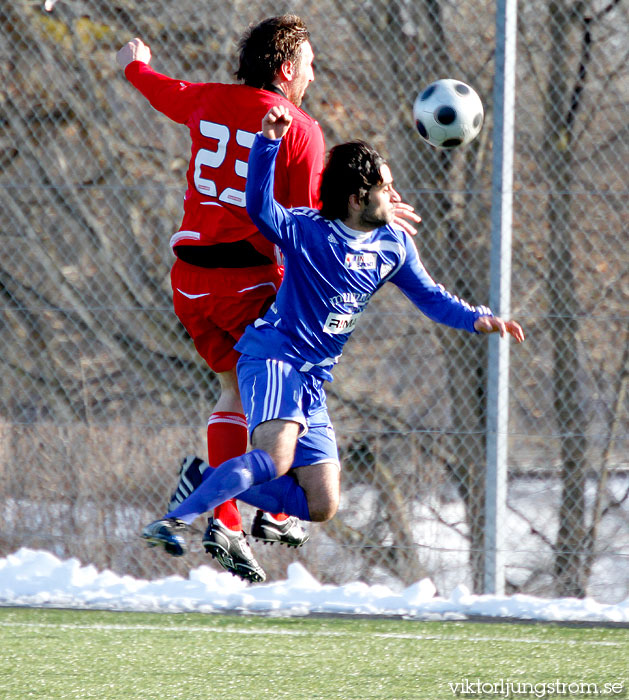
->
[[253, 537, 307, 548], [204, 544, 265, 583]]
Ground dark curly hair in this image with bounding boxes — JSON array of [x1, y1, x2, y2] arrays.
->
[[319, 141, 386, 221], [236, 15, 310, 88]]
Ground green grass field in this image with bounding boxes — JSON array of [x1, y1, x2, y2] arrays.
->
[[1, 607, 627, 700]]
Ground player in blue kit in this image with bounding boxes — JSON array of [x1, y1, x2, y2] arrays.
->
[[141, 106, 525, 557]]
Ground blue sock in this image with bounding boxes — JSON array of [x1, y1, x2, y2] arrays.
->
[[166, 449, 276, 525], [239, 474, 311, 521]]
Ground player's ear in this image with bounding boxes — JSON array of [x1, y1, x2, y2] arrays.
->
[[279, 59, 295, 82], [348, 193, 361, 212]]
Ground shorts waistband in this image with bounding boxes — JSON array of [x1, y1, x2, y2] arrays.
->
[[174, 241, 273, 268]]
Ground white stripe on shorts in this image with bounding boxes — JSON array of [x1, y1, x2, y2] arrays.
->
[[262, 359, 282, 422]]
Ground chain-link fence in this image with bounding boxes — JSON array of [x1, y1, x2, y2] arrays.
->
[[1, 0, 627, 602]]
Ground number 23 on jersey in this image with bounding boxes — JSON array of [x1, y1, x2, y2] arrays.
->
[[193, 119, 255, 208]]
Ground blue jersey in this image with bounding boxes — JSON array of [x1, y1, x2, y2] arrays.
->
[[237, 134, 493, 382]]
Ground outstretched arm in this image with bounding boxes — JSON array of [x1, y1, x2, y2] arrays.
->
[[115, 44, 321, 208], [390, 235, 525, 340], [115, 38, 202, 124]]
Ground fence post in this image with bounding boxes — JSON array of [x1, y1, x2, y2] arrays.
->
[[484, 0, 518, 596]]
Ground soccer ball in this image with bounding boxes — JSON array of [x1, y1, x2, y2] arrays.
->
[[413, 79, 484, 149]]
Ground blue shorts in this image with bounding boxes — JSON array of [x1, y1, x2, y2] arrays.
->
[[237, 355, 340, 469]]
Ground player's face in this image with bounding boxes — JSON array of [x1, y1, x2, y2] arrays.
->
[[287, 41, 315, 107], [359, 165, 401, 228]]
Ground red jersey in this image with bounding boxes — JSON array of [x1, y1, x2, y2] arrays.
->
[[124, 62, 325, 261]]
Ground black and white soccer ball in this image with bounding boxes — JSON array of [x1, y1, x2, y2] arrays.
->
[[413, 79, 484, 149]]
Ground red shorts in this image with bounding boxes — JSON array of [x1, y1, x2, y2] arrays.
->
[[171, 258, 283, 373]]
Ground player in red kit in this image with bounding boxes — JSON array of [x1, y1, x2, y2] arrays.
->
[[116, 16, 323, 582]]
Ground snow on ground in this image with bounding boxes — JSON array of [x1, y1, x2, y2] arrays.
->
[[1, 548, 628, 623]]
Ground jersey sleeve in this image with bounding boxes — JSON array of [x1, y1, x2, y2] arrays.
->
[[123, 61, 204, 125], [246, 133, 301, 251], [390, 234, 493, 333]]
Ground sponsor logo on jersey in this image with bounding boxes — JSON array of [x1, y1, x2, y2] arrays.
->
[[329, 292, 370, 307], [345, 252, 377, 270], [380, 263, 394, 278], [323, 311, 363, 334]]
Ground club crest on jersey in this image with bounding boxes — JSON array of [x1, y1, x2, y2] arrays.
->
[[323, 310, 363, 335], [345, 252, 377, 270], [380, 263, 394, 278]]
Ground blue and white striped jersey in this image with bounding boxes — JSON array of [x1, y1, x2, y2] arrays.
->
[[237, 133, 492, 382]]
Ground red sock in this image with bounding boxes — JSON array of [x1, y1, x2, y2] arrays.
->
[[207, 412, 248, 531]]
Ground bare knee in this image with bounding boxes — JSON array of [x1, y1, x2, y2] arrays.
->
[[294, 462, 340, 522], [307, 494, 339, 523], [251, 419, 301, 476]]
